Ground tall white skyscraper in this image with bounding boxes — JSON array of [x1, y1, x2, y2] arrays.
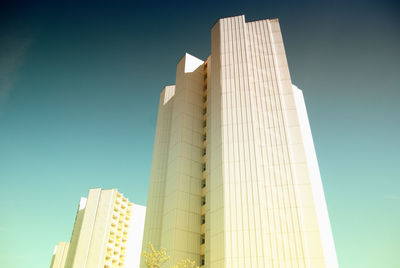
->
[[142, 15, 338, 267]]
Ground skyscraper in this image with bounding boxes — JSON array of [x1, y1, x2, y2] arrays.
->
[[51, 188, 146, 268], [142, 15, 338, 267]]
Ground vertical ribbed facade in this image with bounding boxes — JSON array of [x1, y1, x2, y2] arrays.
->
[[52, 188, 145, 268], [142, 54, 205, 266], [50, 242, 70, 268], [142, 15, 337, 268], [66, 188, 134, 267], [142, 85, 175, 251]]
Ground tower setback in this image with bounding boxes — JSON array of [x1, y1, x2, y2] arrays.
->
[[142, 15, 338, 268]]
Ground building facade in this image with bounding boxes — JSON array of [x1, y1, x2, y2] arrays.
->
[[142, 15, 338, 267], [51, 188, 146, 268], [50, 242, 70, 268]]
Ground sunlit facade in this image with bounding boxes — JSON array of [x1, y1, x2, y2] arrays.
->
[[51, 188, 146, 268], [142, 15, 338, 267], [50, 242, 69, 268]]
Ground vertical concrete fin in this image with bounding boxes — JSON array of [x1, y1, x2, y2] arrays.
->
[[293, 85, 339, 268]]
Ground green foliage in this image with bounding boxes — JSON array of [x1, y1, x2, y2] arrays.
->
[[172, 258, 199, 268], [142, 242, 199, 268], [142, 242, 170, 268]]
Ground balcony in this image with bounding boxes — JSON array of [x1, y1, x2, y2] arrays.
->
[[201, 155, 206, 164], [201, 187, 206, 197], [201, 205, 206, 215], [200, 244, 205, 255], [201, 223, 205, 234]]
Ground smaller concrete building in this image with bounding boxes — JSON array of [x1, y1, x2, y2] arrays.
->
[[50, 188, 146, 268], [50, 242, 69, 268]]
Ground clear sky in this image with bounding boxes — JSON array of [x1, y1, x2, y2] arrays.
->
[[0, 0, 399, 267]]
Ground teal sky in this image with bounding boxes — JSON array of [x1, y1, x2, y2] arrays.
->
[[0, 0, 399, 267]]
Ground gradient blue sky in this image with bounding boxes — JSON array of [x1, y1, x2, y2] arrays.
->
[[0, 0, 399, 267]]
